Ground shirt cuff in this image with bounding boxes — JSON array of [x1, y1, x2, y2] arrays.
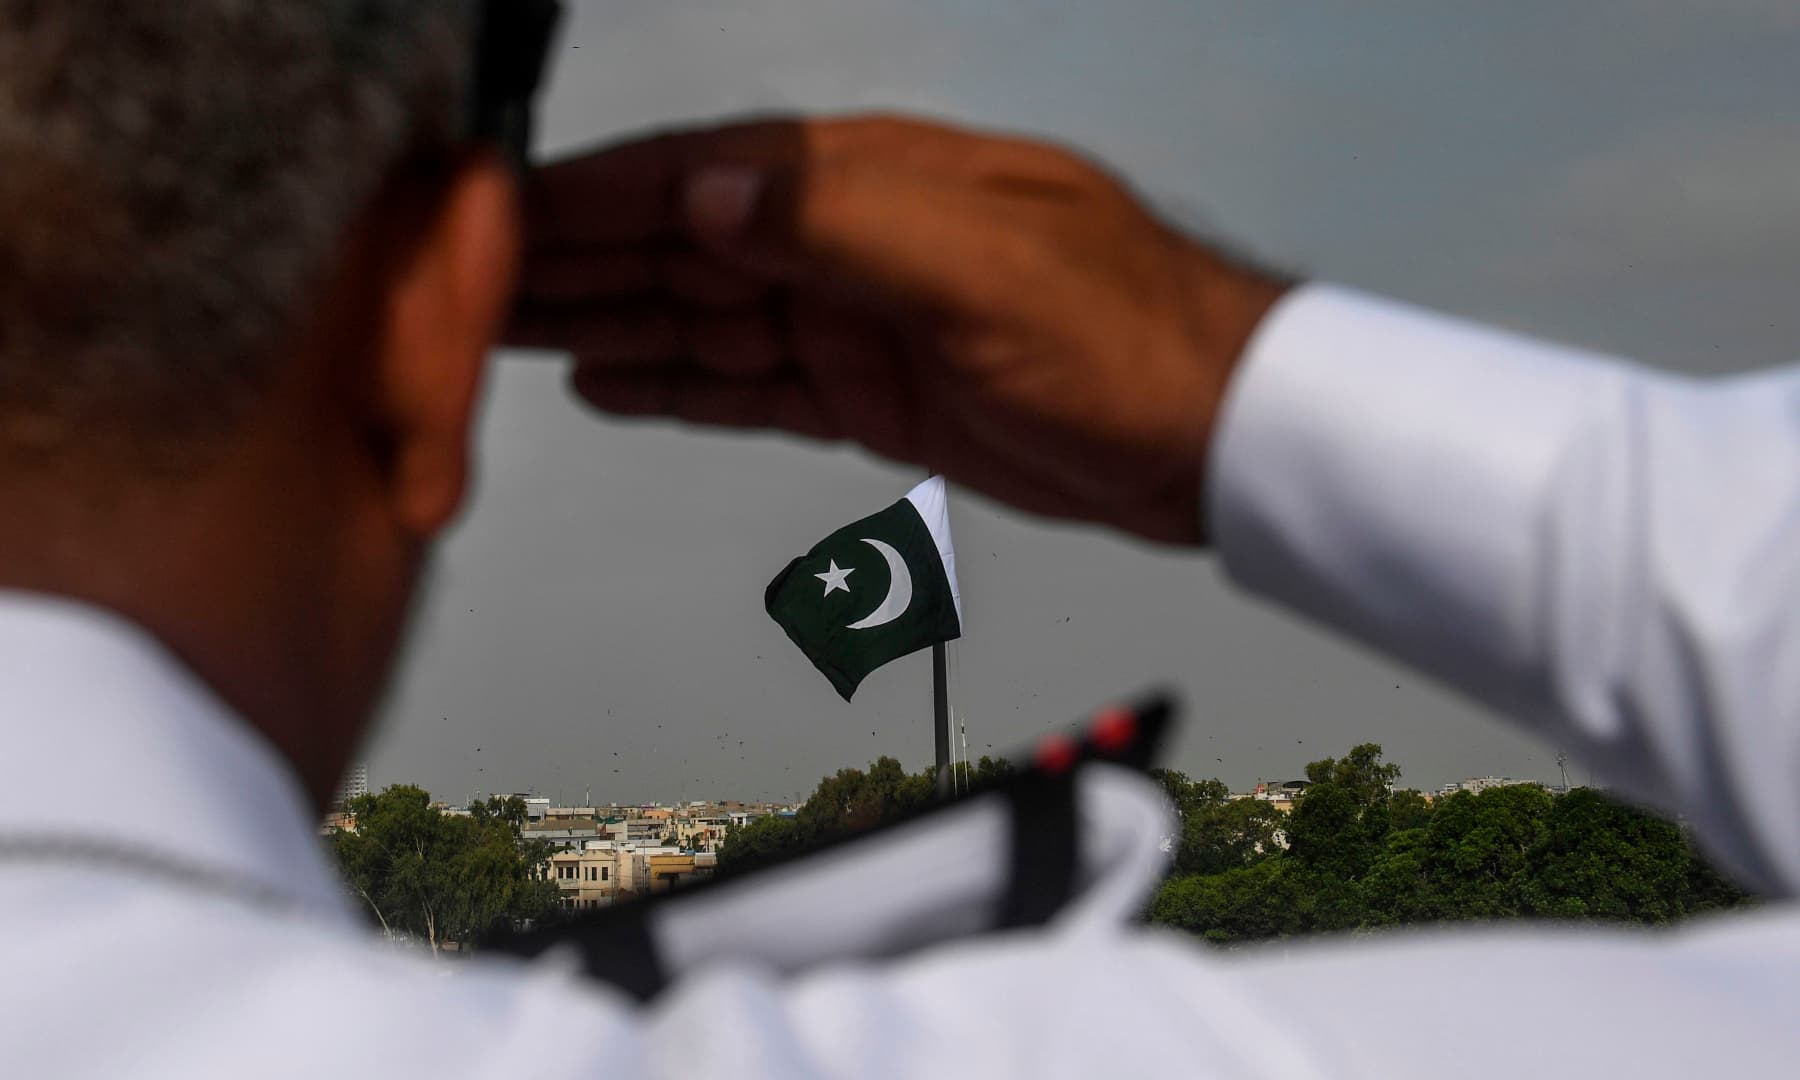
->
[[1205, 284, 1631, 711]]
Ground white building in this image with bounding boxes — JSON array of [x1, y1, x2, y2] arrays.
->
[[335, 763, 369, 806], [1450, 776, 1543, 795]]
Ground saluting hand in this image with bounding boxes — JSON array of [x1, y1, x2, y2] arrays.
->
[[509, 114, 1289, 545]]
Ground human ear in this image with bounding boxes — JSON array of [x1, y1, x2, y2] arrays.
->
[[369, 151, 521, 537]]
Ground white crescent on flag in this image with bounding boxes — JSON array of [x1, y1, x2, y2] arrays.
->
[[845, 538, 913, 630]]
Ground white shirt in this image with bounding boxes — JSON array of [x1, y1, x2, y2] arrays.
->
[[3, 285, 1798, 1078]]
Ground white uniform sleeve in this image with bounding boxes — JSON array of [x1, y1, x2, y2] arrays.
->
[[1208, 284, 1800, 896]]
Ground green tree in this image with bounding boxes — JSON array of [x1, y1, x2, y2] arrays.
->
[[468, 794, 530, 832], [719, 755, 1020, 876], [1152, 770, 1284, 876], [1683, 853, 1754, 917], [1519, 787, 1749, 923], [1193, 798, 1285, 874], [328, 786, 560, 953], [1149, 859, 1307, 943], [1286, 782, 1376, 880], [717, 756, 934, 876], [1285, 745, 1404, 885], [1387, 789, 1434, 832], [1151, 769, 1228, 818], [715, 813, 803, 875], [796, 756, 937, 838], [1147, 743, 1752, 944], [1356, 827, 1432, 926], [720, 743, 1754, 945], [1304, 744, 1401, 807], [1413, 784, 1553, 920], [961, 754, 1018, 788]]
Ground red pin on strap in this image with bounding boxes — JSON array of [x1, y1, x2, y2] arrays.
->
[[1032, 734, 1080, 776], [1087, 706, 1138, 755]]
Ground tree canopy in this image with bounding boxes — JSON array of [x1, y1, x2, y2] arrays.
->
[[327, 786, 562, 953], [716, 755, 1014, 876], [718, 744, 1754, 943], [339, 745, 1752, 955], [1150, 745, 1752, 942], [1151, 768, 1285, 877]]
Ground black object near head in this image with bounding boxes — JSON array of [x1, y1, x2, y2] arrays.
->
[[469, 0, 564, 168]]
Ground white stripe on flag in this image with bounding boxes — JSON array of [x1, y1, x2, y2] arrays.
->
[[904, 476, 962, 625]]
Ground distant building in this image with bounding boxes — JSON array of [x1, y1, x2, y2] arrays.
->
[[1450, 776, 1540, 796], [544, 843, 637, 911], [601, 817, 669, 844], [644, 850, 713, 894], [542, 837, 719, 912], [523, 820, 603, 852], [545, 806, 600, 822], [1247, 780, 1310, 813], [331, 763, 368, 810]]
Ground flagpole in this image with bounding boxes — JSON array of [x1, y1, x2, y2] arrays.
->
[[933, 640, 952, 795], [930, 472, 953, 797]]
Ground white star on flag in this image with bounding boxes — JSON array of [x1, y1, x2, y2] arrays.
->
[[815, 560, 855, 596]]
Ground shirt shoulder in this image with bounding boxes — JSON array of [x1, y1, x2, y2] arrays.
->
[[0, 875, 642, 1079]]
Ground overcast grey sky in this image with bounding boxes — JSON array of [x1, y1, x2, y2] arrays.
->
[[365, 0, 1800, 805]]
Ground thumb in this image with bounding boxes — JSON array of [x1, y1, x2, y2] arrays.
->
[[683, 161, 992, 310]]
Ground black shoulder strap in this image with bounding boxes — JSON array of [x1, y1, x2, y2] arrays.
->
[[998, 771, 1078, 928]]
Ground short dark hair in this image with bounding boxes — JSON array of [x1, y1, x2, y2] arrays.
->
[[0, 2, 473, 455]]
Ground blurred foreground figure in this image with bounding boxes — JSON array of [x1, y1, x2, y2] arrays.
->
[[3, 5, 1798, 1078]]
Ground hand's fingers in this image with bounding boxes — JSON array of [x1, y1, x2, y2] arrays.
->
[[698, 161, 1028, 313], [518, 248, 768, 309], [506, 304, 682, 366], [687, 309, 789, 378], [526, 117, 813, 249], [515, 250, 658, 303], [783, 300, 917, 461], [508, 303, 790, 380], [570, 369, 838, 442], [526, 112, 1095, 251]]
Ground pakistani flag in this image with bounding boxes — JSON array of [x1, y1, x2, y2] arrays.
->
[[765, 476, 963, 701]]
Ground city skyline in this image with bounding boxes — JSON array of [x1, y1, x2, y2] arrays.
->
[[357, 759, 1576, 811]]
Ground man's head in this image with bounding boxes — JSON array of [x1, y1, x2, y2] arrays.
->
[[0, 2, 522, 805]]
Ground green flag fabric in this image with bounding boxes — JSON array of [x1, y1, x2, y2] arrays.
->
[[765, 476, 963, 701]]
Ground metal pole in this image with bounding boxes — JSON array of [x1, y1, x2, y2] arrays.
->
[[928, 469, 954, 797], [933, 640, 952, 796]]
